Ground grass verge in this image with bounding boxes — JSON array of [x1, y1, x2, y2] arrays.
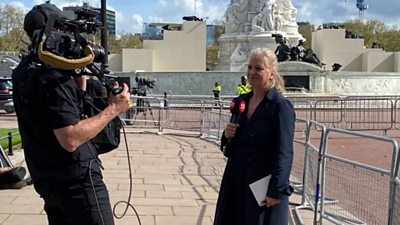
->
[[0, 128, 21, 149]]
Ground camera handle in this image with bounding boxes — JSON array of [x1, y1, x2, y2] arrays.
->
[[111, 87, 123, 95], [86, 63, 122, 96]]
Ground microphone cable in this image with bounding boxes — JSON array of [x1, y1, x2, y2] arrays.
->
[[111, 119, 142, 225], [87, 117, 142, 225]]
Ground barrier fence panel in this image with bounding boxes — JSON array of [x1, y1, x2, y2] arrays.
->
[[161, 98, 204, 134], [288, 98, 314, 121], [200, 100, 230, 142], [396, 99, 400, 130], [392, 178, 400, 225], [291, 119, 309, 205], [320, 128, 399, 225], [121, 96, 162, 129], [314, 98, 344, 128], [343, 97, 394, 132], [294, 120, 327, 224]]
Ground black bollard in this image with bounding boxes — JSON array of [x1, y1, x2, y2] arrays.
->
[[7, 132, 13, 156]]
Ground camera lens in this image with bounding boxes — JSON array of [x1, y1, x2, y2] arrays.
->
[[89, 44, 106, 63]]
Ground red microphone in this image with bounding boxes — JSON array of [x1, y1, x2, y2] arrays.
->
[[230, 97, 246, 123], [223, 97, 245, 157]]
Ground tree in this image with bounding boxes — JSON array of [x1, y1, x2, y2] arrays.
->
[[107, 33, 143, 54], [343, 19, 400, 52], [0, 4, 29, 52], [206, 20, 224, 70], [297, 22, 314, 49]]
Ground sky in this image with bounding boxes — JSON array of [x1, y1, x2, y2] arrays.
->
[[1, 0, 400, 35]]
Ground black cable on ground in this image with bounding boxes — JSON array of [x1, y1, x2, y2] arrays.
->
[[111, 119, 142, 225]]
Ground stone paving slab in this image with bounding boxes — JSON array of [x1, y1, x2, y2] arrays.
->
[[0, 128, 314, 225]]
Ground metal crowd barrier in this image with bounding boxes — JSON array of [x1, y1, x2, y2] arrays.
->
[[293, 120, 329, 225], [319, 128, 398, 225], [343, 97, 394, 132], [120, 96, 162, 131], [291, 118, 309, 196], [291, 121, 399, 225], [140, 94, 400, 133], [288, 95, 400, 133], [395, 99, 400, 130], [392, 178, 400, 225], [201, 100, 230, 143]]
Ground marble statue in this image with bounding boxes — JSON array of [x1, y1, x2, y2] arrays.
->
[[259, 0, 276, 31], [251, 13, 265, 32], [218, 0, 303, 71], [230, 43, 249, 71], [275, 0, 297, 26], [225, 0, 249, 33], [274, 12, 283, 31]]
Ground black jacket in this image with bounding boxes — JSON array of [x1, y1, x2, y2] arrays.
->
[[215, 87, 295, 225]]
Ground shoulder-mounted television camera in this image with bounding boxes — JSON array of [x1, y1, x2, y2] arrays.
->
[[41, 6, 105, 63], [135, 76, 156, 89], [25, 3, 105, 71], [131, 76, 156, 96], [24, 3, 122, 94]]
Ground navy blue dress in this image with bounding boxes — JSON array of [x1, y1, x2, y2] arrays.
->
[[214, 87, 295, 225]]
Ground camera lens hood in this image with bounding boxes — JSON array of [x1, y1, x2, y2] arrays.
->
[[38, 41, 95, 70]]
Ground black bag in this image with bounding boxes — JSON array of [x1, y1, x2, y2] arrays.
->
[[84, 95, 122, 154]]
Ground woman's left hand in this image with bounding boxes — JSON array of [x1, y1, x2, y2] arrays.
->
[[260, 196, 281, 207]]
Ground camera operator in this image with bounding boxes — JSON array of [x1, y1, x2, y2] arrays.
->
[[12, 3, 130, 225]]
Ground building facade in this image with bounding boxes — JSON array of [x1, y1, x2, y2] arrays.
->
[[109, 20, 206, 72], [312, 28, 400, 72]]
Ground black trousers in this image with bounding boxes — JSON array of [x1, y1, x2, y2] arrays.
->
[[0, 167, 26, 184], [42, 162, 114, 225]]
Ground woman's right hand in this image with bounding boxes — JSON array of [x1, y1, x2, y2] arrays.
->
[[224, 123, 240, 139]]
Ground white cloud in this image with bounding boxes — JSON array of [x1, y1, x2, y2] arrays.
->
[[158, 0, 167, 7], [173, 0, 195, 12], [116, 11, 125, 23], [200, 3, 225, 22], [130, 14, 143, 34], [148, 16, 164, 23]]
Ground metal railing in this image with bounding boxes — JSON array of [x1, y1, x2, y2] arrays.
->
[[320, 128, 398, 225], [392, 178, 400, 225], [0, 131, 19, 156], [288, 96, 400, 134]]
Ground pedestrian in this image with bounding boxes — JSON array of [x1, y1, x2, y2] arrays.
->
[[213, 82, 222, 106], [214, 47, 295, 225], [237, 76, 251, 95]]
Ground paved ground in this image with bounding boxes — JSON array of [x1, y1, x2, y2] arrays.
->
[[0, 113, 320, 225]]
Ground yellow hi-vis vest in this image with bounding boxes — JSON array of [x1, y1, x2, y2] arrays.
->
[[237, 83, 251, 95]]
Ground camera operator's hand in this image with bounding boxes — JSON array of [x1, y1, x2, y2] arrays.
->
[[107, 82, 130, 114]]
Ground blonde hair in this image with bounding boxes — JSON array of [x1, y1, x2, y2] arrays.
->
[[249, 48, 285, 92]]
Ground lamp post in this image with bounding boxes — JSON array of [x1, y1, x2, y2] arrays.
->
[[194, 0, 197, 16], [100, 0, 109, 72]]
